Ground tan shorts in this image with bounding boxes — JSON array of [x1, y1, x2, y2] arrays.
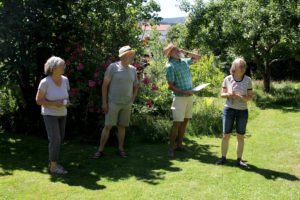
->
[[171, 96, 193, 122], [105, 102, 132, 126]]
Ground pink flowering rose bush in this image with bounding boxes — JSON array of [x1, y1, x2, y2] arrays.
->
[[63, 45, 172, 141]]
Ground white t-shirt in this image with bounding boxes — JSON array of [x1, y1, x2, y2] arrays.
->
[[38, 75, 70, 116], [222, 75, 252, 110]]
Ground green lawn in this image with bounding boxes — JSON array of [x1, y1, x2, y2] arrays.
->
[[1, 108, 300, 200]]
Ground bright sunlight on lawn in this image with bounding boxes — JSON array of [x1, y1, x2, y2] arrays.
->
[[1, 106, 299, 200]]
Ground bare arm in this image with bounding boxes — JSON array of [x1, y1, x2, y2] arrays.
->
[[168, 82, 193, 96], [242, 90, 253, 102], [221, 87, 253, 102], [101, 76, 111, 113], [180, 49, 201, 62], [35, 89, 64, 107], [132, 84, 139, 103]]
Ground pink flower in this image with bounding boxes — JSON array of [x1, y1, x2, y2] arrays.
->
[[65, 47, 71, 52], [146, 99, 153, 108], [132, 62, 141, 69], [88, 80, 96, 87], [143, 75, 151, 85], [88, 106, 94, 113], [151, 83, 159, 91], [102, 62, 110, 70], [77, 63, 84, 71], [77, 46, 82, 54], [71, 52, 76, 60], [94, 72, 99, 78], [65, 60, 71, 66], [70, 88, 78, 97]]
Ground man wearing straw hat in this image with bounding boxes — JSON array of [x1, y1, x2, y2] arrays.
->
[[93, 45, 139, 158], [164, 43, 201, 157]]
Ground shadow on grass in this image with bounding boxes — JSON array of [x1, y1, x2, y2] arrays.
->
[[1, 132, 298, 191], [0, 132, 182, 190], [183, 138, 299, 181]]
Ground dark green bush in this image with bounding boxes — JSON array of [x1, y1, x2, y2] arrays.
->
[[129, 114, 170, 143]]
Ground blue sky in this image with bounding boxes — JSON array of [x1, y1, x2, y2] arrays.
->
[[155, 0, 194, 18]]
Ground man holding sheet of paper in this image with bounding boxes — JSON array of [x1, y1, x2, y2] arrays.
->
[[164, 43, 201, 157]]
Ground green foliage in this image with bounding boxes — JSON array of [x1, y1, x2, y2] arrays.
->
[[0, 0, 161, 135], [0, 86, 18, 130], [189, 98, 223, 136], [186, 0, 300, 92], [166, 23, 188, 48], [190, 54, 224, 97], [130, 115, 170, 143], [131, 29, 172, 142]]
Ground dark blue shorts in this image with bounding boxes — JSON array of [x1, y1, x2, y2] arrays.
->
[[222, 107, 248, 135]]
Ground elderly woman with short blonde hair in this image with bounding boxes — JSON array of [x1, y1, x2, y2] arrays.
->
[[36, 56, 70, 174], [216, 57, 253, 167]]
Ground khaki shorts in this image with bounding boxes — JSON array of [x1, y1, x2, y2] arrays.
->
[[171, 96, 193, 122], [105, 102, 132, 126]]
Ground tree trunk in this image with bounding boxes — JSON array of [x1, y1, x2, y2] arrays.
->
[[263, 61, 271, 93]]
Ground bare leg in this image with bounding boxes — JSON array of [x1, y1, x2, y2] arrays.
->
[[221, 134, 231, 157], [117, 125, 126, 151], [177, 118, 189, 148], [169, 121, 181, 150], [98, 125, 112, 152], [236, 133, 244, 159]]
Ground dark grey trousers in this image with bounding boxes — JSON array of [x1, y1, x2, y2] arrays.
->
[[43, 115, 67, 162]]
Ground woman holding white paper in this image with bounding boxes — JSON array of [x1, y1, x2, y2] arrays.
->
[[216, 58, 253, 167]]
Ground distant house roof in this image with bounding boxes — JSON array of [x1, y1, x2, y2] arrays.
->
[[141, 24, 171, 31]]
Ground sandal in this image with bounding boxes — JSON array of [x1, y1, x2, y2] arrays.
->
[[175, 146, 189, 152], [49, 166, 68, 175], [117, 150, 127, 158], [92, 151, 104, 159]]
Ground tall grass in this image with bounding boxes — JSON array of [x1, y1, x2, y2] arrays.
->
[[253, 81, 300, 109]]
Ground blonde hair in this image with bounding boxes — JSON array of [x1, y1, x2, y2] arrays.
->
[[230, 57, 247, 75], [44, 56, 65, 75]]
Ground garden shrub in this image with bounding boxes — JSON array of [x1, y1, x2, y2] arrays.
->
[[189, 97, 223, 136]]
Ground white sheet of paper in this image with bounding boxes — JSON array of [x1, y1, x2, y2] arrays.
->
[[192, 83, 210, 92]]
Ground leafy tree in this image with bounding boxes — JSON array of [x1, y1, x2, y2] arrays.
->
[[0, 0, 160, 134], [166, 23, 188, 48], [184, 0, 300, 92]]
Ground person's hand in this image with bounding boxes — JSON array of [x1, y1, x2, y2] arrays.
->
[[54, 100, 65, 107], [102, 102, 108, 114], [227, 92, 239, 99], [237, 95, 247, 102], [184, 90, 193, 96], [63, 99, 72, 107]]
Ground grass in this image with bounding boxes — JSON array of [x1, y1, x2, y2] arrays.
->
[[1, 81, 300, 200], [253, 80, 300, 110], [1, 106, 300, 200]]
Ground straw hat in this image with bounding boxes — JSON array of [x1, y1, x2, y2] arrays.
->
[[163, 43, 176, 58], [119, 45, 135, 57]]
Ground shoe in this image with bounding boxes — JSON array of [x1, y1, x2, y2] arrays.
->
[[216, 157, 226, 165], [49, 165, 68, 175], [175, 146, 188, 152], [92, 151, 104, 159], [168, 149, 174, 157], [237, 159, 248, 168], [117, 150, 127, 158]]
